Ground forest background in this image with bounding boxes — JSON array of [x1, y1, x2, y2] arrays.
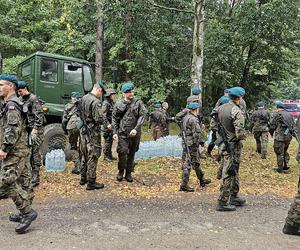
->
[[1, 0, 299, 116]]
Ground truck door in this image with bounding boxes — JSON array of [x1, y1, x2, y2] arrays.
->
[[37, 57, 61, 104]]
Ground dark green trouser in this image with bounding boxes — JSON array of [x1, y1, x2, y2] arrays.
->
[[218, 141, 242, 204], [68, 128, 81, 168], [273, 139, 291, 170], [253, 131, 269, 157], [117, 134, 140, 173], [103, 129, 113, 158]]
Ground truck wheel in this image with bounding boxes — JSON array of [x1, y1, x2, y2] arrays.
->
[[40, 123, 71, 161]]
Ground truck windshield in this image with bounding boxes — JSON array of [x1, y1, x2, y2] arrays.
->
[[83, 65, 93, 92]]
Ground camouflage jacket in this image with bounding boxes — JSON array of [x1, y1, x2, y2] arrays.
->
[[62, 101, 81, 131], [80, 92, 103, 134], [102, 98, 114, 129], [182, 113, 204, 147], [149, 108, 167, 129], [217, 100, 246, 142], [250, 108, 270, 132], [269, 110, 295, 141], [20, 93, 45, 130], [0, 93, 29, 154], [112, 98, 147, 135], [296, 114, 300, 162]]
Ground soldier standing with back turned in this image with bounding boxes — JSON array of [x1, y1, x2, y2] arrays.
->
[[112, 83, 147, 182], [250, 101, 270, 159], [62, 91, 82, 174], [17, 80, 45, 187], [269, 102, 296, 173], [149, 101, 167, 141], [215, 87, 247, 212], [79, 82, 106, 190], [0, 74, 37, 234], [283, 113, 300, 236]]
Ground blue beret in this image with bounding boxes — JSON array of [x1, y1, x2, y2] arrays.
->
[[256, 101, 265, 107], [187, 102, 201, 110], [121, 82, 135, 93], [219, 96, 230, 105], [191, 87, 201, 95], [17, 80, 28, 89], [224, 89, 229, 94], [0, 74, 18, 85], [71, 92, 81, 98], [275, 101, 285, 109], [153, 101, 162, 108], [228, 87, 245, 97], [94, 81, 107, 93]]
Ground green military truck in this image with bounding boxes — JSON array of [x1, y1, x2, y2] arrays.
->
[[16, 51, 96, 158]]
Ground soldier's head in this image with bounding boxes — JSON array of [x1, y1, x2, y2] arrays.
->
[[191, 86, 201, 96], [256, 100, 265, 108], [17, 80, 30, 97], [187, 102, 200, 115], [105, 88, 117, 101], [162, 102, 169, 110], [224, 89, 229, 96], [219, 96, 230, 106], [228, 87, 245, 104], [153, 101, 162, 109], [0, 74, 18, 98], [275, 101, 285, 110], [71, 91, 81, 103], [121, 82, 135, 100], [92, 81, 106, 98]]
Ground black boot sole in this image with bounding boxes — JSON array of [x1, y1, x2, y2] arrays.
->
[[15, 211, 38, 234]]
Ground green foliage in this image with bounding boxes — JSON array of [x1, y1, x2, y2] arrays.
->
[[3, 56, 26, 73], [1, 0, 299, 115]]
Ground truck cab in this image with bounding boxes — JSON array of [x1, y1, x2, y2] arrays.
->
[[17, 52, 95, 158]]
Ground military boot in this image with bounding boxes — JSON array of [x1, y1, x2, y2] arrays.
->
[[9, 213, 23, 222], [86, 179, 105, 190], [229, 196, 246, 206], [71, 164, 80, 175], [282, 223, 300, 236], [80, 175, 87, 185], [200, 178, 211, 187], [31, 170, 40, 187], [179, 185, 194, 192], [216, 202, 236, 212], [15, 209, 38, 234], [125, 171, 133, 182], [116, 170, 124, 182]]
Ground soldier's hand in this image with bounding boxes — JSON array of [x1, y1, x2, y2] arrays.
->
[[129, 129, 137, 137], [113, 134, 118, 140], [0, 150, 7, 160]]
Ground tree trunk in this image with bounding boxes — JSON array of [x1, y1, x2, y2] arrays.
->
[[240, 43, 256, 88], [191, 0, 205, 101], [95, 0, 104, 82]]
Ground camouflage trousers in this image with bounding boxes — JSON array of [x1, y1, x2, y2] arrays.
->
[[0, 149, 34, 214], [31, 130, 44, 171], [68, 128, 81, 168], [181, 145, 204, 187], [285, 162, 300, 227], [80, 132, 101, 182], [103, 129, 113, 158], [117, 133, 141, 173], [273, 139, 291, 170], [151, 125, 163, 141], [218, 141, 243, 204], [253, 131, 269, 158]]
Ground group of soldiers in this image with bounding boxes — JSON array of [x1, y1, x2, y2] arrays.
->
[[0, 73, 299, 236]]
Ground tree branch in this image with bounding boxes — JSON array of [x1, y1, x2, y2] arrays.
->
[[147, 0, 194, 15]]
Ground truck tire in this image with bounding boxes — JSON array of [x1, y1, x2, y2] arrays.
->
[[40, 123, 71, 161]]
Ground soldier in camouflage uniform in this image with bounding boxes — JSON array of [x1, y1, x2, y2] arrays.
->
[[112, 83, 147, 182], [0, 74, 37, 234], [283, 113, 300, 236], [149, 102, 168, 141], [102, 89, 117, 161], [269, 102, 296, 173], [62, 92, 82, 174], [161, 102, 172, 136], [79, 82, 106, 190], [180, 102, 211, 192], [216, 87, 247, 212], [250, 101, 270, 159], [17, 80, 45, 187]]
